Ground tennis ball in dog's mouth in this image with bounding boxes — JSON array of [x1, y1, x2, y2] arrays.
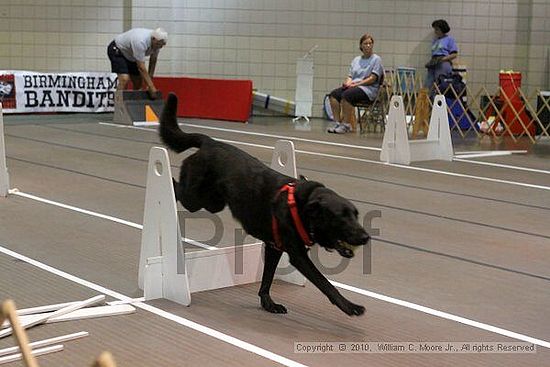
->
[[339, 241, 359, 258], [341, 241, 359, 250]]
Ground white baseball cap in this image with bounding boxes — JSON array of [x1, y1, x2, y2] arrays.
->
[[152, 27, 168, 42]]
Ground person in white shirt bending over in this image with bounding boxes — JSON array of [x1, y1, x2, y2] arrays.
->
[[107, 28, 168, 99]]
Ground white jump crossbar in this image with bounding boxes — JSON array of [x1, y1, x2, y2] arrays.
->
[[16, 299, 108, 317], [0, 295, 104, 339], [0, 331, 88, 357], [3, 305, 135, 329], [380, 95, 453, 165], [0, 103, 9, 197], [0, 345, 64, 365], [138, 140, 304, 306]]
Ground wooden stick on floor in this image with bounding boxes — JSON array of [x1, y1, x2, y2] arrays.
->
[[92, 351, 117, 367], [1, 300, 39, 367]]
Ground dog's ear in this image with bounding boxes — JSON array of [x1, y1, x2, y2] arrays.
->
[[303, 198, 322, 219], [296, 181, 324, 216], [299, 174, 308, 181], [295, 181, 323, 202]]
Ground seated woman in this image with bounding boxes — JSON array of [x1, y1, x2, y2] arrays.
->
[[327, 33, 384, 134]]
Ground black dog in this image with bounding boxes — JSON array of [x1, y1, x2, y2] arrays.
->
[[159, 93, 370, 316]]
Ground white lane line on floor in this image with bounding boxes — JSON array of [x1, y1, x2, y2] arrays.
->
[[387, 163, 550, 191], [10, 189, 142, 229], [454, 158, 550, 175], [100, 122, 549, 175], [99, 121, 382, 152], [1, 243, 548, 351], [0, 245, 308, 367], [454, 152, 513, 159], [9, 190, 217, 251], [221, 141, 550, 191], [98, 122, 550, 191], [7, 191, 550, 348], [331, 281, 550, 349], [455, 150, 528, 155]]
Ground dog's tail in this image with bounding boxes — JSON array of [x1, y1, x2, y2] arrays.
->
[[159, 93, 207, 153]]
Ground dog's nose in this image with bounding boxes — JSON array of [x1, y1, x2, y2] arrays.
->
[[360, 233, 370, 244]]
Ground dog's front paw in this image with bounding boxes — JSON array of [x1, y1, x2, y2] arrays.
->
[[260, 295, 288, 314], [348, 303, 365, 316], [338, 300, 365, 316]]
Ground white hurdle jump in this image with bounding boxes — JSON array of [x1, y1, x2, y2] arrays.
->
[[0, 103, 10, 198], [270, 140, 306, 287], [380, 95, 453, 165], [138, 140, 304, 306]]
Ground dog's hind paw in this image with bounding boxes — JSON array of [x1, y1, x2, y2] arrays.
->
[[260, 296, 288, 314], [267, 303, 288, 314]]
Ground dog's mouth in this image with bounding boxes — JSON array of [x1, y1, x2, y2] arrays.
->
[[325, 241, 357, 258]]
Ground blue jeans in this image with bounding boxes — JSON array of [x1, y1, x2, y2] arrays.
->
[[425, 61, 453, 91]]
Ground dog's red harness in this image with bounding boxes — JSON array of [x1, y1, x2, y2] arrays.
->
[[271, 182, 313, 251]]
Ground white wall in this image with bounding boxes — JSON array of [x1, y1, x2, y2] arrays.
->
[[1, 0, 548, 117]]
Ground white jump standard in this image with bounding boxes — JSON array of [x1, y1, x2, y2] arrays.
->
[[138, 140, 305, 306], [0, 103, 9, 197], [380, 95, 453, 165]]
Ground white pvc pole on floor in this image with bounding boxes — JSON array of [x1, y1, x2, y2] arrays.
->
[[0, 103, 9, 197]]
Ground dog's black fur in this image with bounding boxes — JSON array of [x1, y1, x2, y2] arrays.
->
[[159, 93, 370, 316]]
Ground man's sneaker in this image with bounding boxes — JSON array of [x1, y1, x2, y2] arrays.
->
[[327, 122, 341, 133], [333, 123, 351, 134]]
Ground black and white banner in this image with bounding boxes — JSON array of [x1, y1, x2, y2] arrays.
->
[[0, 70, 117, 113]]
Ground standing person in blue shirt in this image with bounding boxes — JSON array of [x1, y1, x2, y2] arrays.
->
[[327, 33, 384, 134], [425, 19, 458, 91], [107, 28, 168, 99]]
